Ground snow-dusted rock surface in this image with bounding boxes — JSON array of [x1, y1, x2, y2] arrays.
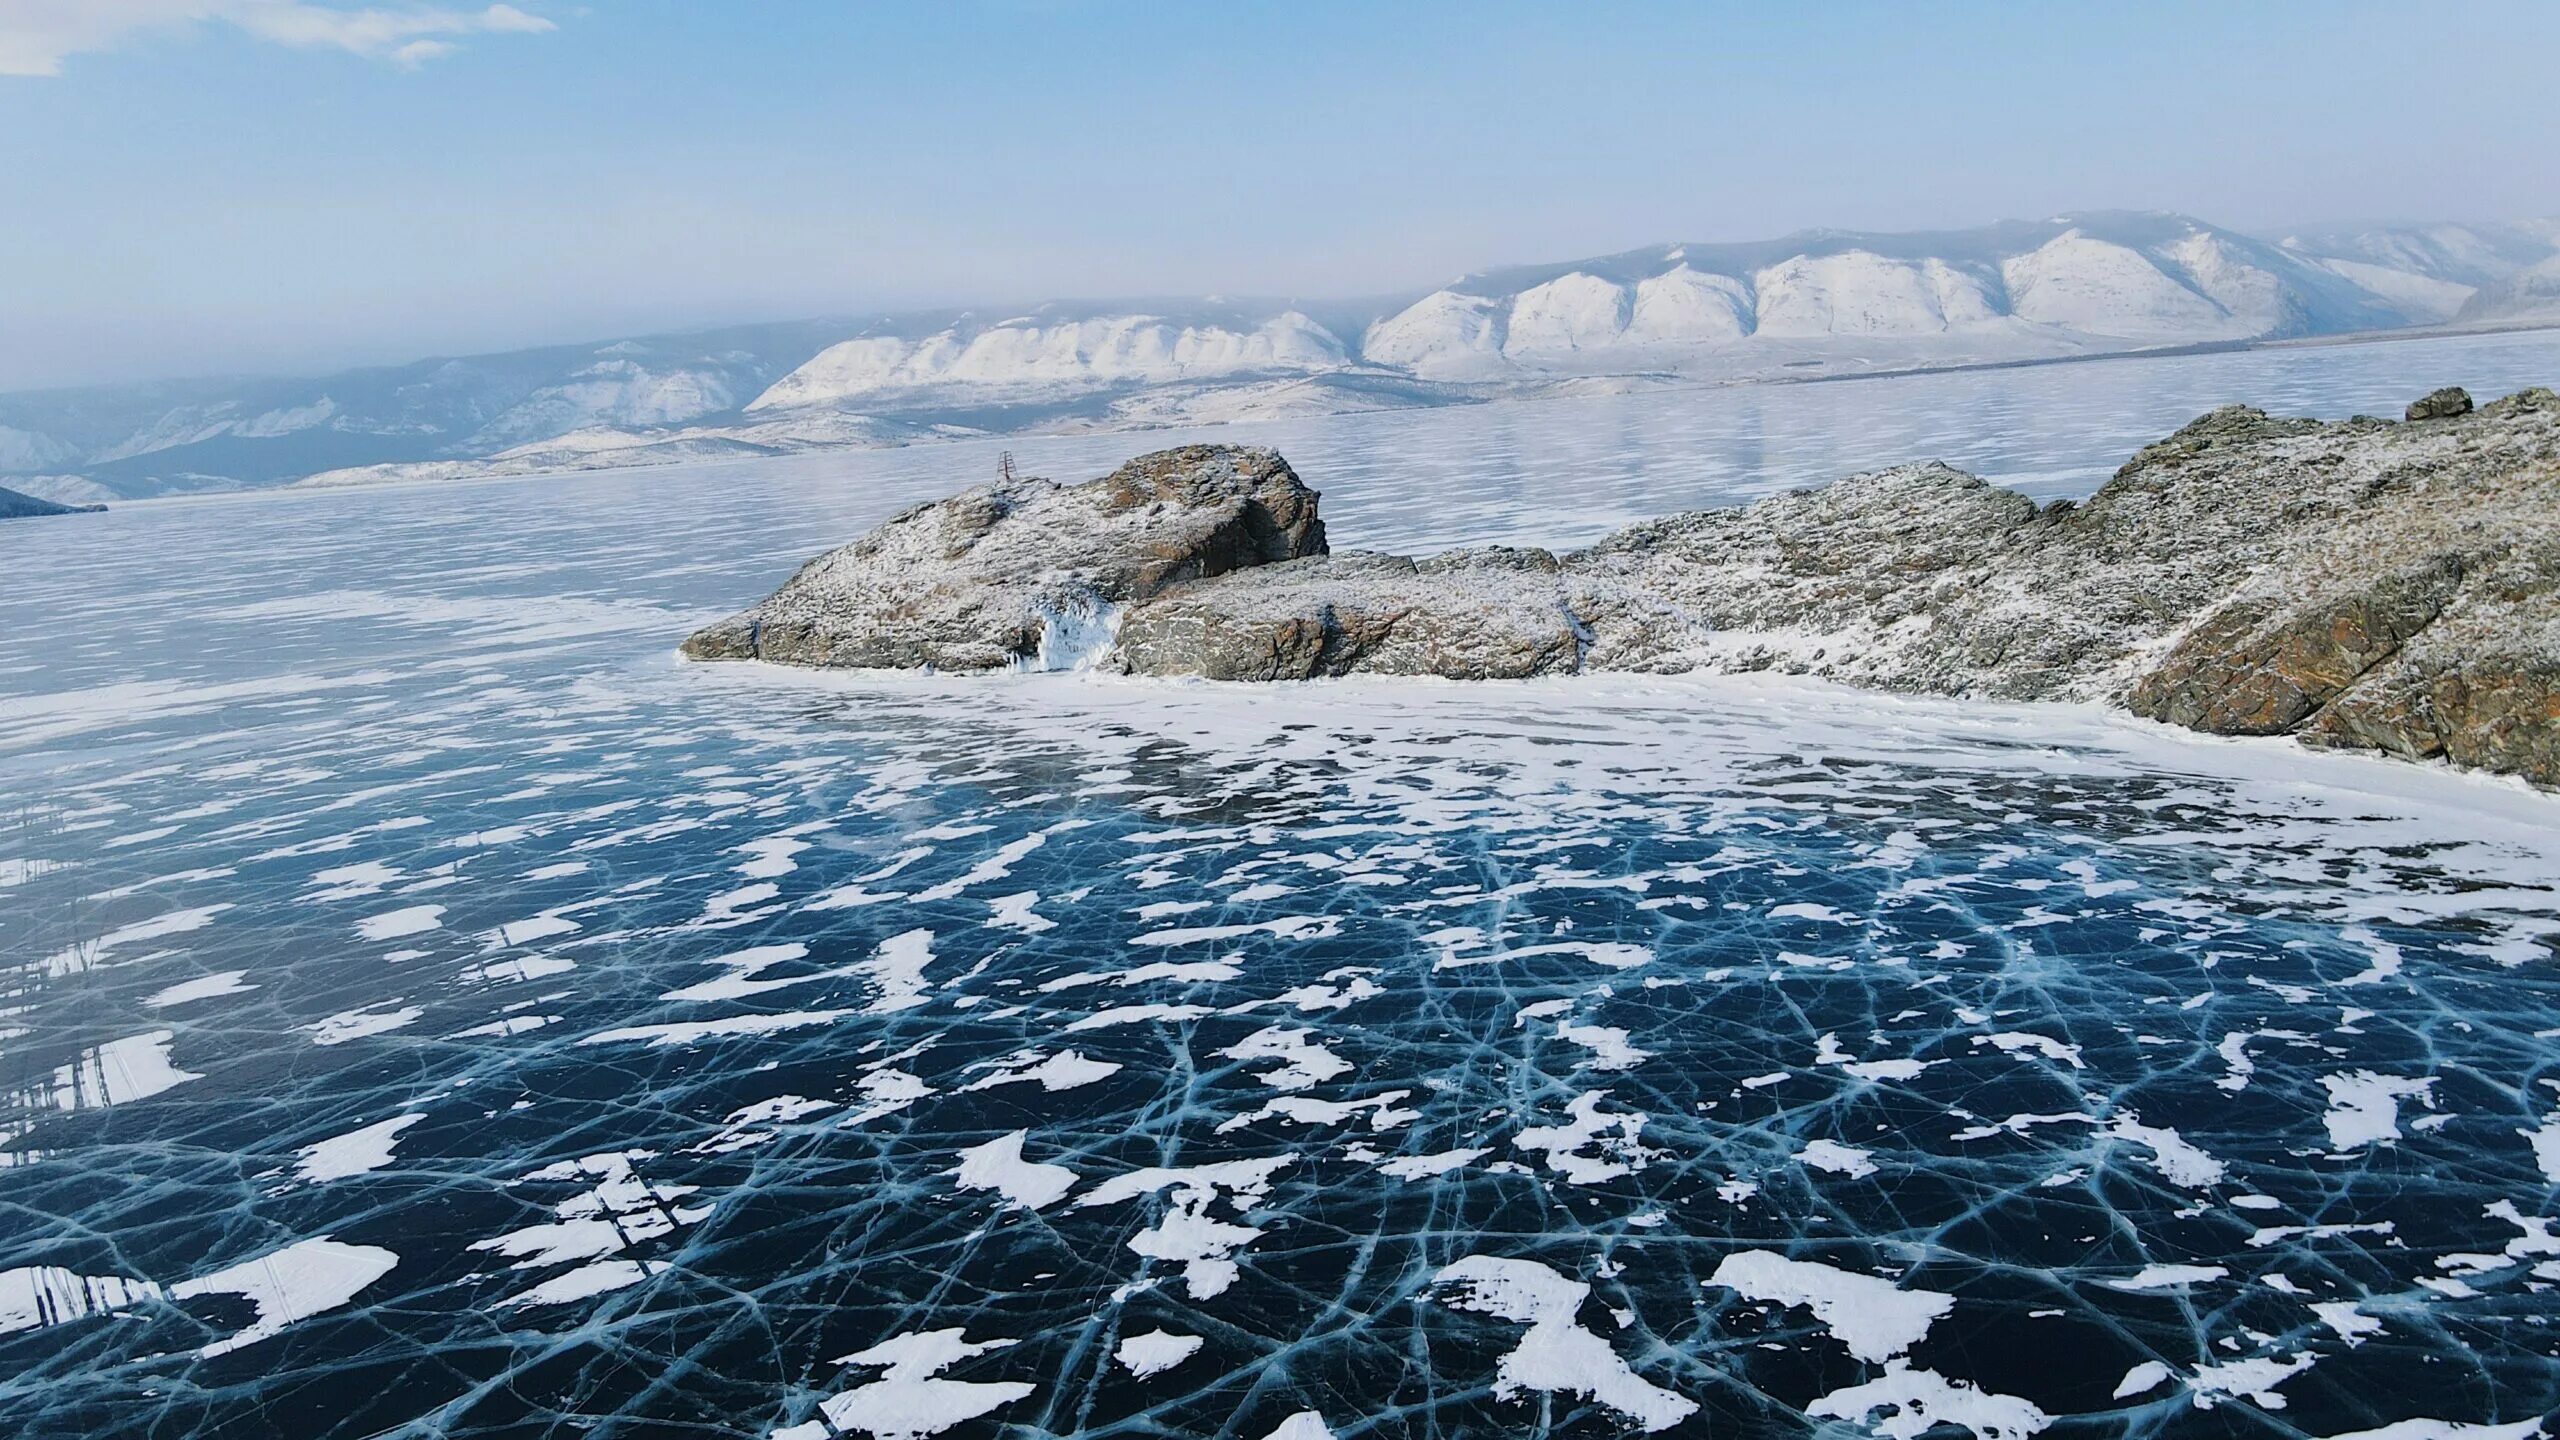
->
[[1562, 385, 2560, 772], [681, 446, 1324, 671], [2119, 388, 2560, 783], [1112, 547, 1587, 682], [695, 390, 2560, 785]]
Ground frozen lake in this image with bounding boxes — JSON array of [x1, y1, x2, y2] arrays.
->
[[4, 330, 2560, 1440]]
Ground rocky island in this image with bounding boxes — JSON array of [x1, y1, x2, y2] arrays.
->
[[685, 385, 2560, 786], [0, 483, 105, 519]]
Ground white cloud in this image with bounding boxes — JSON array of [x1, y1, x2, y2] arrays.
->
[[0, 1, 555, 76]]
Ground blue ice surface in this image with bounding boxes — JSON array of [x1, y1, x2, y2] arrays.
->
[[3, 329, 2559, 1439]]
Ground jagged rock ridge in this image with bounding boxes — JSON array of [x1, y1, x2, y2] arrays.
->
[[686, 389, 2560, 786]]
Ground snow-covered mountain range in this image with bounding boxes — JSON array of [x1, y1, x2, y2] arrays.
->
[[6, 211, 2556, 499]]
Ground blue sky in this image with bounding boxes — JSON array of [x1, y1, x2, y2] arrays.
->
[[4, 1, 2555, 390]]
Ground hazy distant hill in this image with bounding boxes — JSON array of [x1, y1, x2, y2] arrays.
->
[[2456, 256, 2560, 325], [4, 211, 2554, 500]]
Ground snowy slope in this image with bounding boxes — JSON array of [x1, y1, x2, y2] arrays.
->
[[0, 425, 77, 472], [2308, 258, 2475, 324], [468, 352, 754, 448], [1625, 265, 1754, 345], [748, 306, 1350, 409], [1752, 251, 2002, 336], [2001, 230, 2236, 338], [1504, 272, 1634, 352], [2276, 221, 2560, 327], [1361, 291, 1510, 379], [2458, 255, 2560, 323], [2278, 220, 2560, 288]]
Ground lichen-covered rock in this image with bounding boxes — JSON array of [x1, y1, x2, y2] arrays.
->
[[2107, 403, 2328, 480], [2294, 527, 2560, 785], [2405, 385, 2474, 421], [2304, 646, 2560, 784], [1110, 548, 1584, 681], [1561, 461, 2052, 691], [2106, 388, 2559, 781], [681, 445, 1323, 671], [2124, 557, 2464, 735]]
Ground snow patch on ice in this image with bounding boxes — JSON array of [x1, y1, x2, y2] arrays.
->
[[771, 1328, 1033, 1440], [1432, 1255, 1697, 1431], [294, 1113, 424, 1183], [1709, 1251, 1952, 1362], [1113, 1327, 1203, 1378], [171, 1236, 398, 1358], [950, 1130, 1076, 1211]]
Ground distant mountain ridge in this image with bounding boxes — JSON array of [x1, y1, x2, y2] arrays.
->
[[5, 210, 2556, 500], [1360, 212, 2413, 380]]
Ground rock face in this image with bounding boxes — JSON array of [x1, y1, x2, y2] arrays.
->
[[688, 391, 2560, 787], [681, 445, 1323, 671], [0, 484, 104, 519], [2405, 385, 2474, 421], [1113, 547, 1587, 681]]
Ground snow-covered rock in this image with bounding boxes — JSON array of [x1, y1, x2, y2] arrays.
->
[[230, 397, 340, 439], [682, 444, 1325, 671], [0, 474, 115, 506], [2281, 219, 2560, 289], [1113, 547, 1586, 681]]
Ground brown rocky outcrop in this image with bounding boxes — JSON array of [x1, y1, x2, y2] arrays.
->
[[2405, 385, 2475, 421]]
